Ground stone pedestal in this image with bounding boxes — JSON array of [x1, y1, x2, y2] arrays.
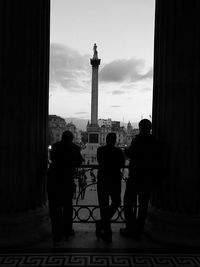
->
[[146, 0, 200, 247], [0, 1, 51, 247], [84, 124, 100, 164]]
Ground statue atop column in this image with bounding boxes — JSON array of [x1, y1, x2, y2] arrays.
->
[[90, 43, 100, 67], [93, 43, 98, 59]]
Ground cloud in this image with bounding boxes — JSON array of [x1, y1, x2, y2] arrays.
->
[[110, 105, 121, 108], [74, 111, 89, 115], [140, 87, 152, 92], [112, 90, 126, 95], [50, 44, 153, 97], [99, 58, 153, 83], [50, 43, 91, 92]]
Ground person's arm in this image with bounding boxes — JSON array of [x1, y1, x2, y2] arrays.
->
[[49, 144, 56, 162], [120, 149, 125, 168], [77, 150, 84, 166], [97, 147, 103, 165], [124, 144, 133, 159], [75, 145, 84, 166], [125, 136, 137, 159]]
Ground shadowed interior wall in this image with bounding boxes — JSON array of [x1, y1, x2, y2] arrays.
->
[[152, 0, 200, 214], [0, 1, 50, 213], [148, 0, 200, 246]]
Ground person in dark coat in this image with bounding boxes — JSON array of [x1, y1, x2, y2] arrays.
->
[[47, 130, 84, 243], [96, 132, 125, 242], [120, 119, 160, 239]]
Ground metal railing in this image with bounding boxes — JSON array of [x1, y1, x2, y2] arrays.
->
[[72, 164, 129, 223]]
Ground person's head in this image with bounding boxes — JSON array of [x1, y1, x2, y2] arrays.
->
[[106, 132, 116, 146], [139, 119, 152, 134], [61, 130, 74, 143]]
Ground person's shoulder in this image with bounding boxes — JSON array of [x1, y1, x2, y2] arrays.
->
[[71, 142, 81, 151], [115, 146, 123, 153], [149, 134, 158, 142], [52, 141, 62, 149], [133, 134, 140, 140], [130, 134, 139, 144], [97, 145, 105, 152], [53, 140, 61, 145], [72, 142, 79, 147]]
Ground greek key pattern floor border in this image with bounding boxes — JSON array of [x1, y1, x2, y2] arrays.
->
[[0, 253, 200, 267]]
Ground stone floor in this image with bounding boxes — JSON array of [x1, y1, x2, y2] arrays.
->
[[30, 223, 164, 250], [1, 224, 200, 267]]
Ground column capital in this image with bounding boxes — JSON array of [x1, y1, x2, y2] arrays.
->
[[90, 58, 101, 67]]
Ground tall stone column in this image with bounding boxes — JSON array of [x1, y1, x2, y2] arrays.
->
[[0, 1, 51, 246], [147, 1, 200, 246], [91, 67, 99, 125], [83, 44, 101, 163], [90, 43, 101, 126]]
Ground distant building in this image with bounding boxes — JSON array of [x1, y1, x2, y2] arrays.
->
[[98, 118, 112, 127], [126, 121, 133, 145], [99, 125, 111, 145], [110, 121, 126, 146], [48, 115, 67, 144], [66, 122, 76, 135], [98, 120, 127, 146], [111, 121, 121, 131], [126, 121, 139, 145], [66, 122, 81, 143]]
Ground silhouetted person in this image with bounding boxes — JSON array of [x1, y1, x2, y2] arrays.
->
[[47, 131, 84, 243], [96, 132, 125, 242], [120, 119, 160, 239]]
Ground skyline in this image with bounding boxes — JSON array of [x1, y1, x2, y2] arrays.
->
[[49, 0, 155, 123]]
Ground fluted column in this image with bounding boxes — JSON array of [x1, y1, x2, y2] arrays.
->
[[0, 1, 51, 246], [146, 1, 200, 246]]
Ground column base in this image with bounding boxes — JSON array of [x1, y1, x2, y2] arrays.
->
[[145, 206, 200, 248], [0, 205, 51, 248]]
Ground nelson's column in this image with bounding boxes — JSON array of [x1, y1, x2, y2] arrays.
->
[[85, 44, 101, 162]]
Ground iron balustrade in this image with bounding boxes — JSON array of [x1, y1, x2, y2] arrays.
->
[[72, 164, 132, 223], [72, 205, 125, 223]]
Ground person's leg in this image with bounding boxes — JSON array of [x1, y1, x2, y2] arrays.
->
[[96, 181, 110, 238], [109, 181, 121, 219], [123, 180, 137, 232], [63, 190, 74, 238], [47, 174, 63, 242], [98, 181, 121, 242], [137, 191, 151, 235], [48, 199, 63, 242]]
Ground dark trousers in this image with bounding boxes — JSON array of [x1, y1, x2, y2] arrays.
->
[[48, 189, 73, 240], [97, 179, 121, 234], [48, 199, 73, 238], [123, 180, 151, 234]]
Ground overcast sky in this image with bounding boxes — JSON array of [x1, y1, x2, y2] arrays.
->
[[49, 0, 155, 124]]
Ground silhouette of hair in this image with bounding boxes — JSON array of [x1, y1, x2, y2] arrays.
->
[[106, 132, 116, 146], [139, 119, 152, 133], [62, 130, 74, 142]]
